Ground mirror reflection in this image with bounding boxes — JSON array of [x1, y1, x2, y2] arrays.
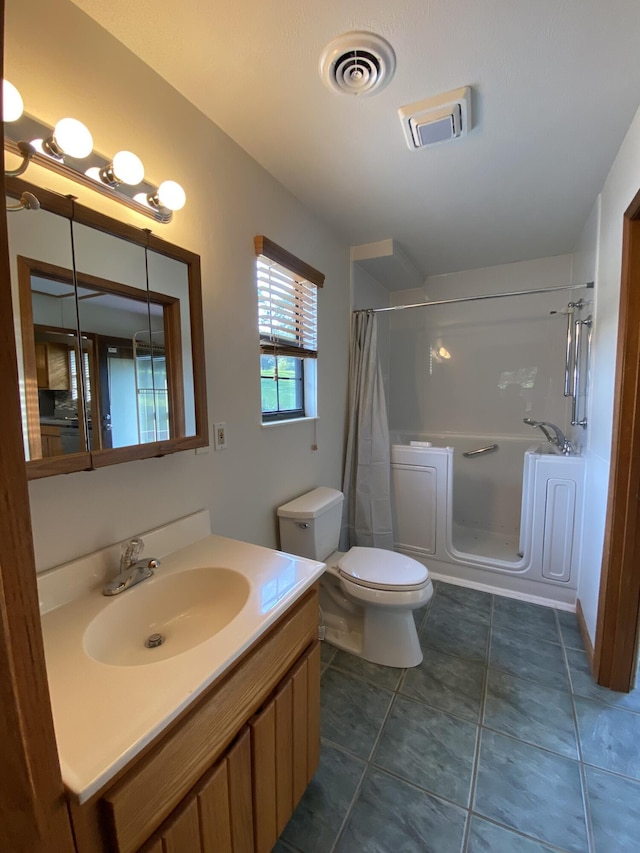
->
[[7, 179, 207, 478]]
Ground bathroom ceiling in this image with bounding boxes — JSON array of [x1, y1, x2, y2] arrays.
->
[[71, 0, 640, 279]]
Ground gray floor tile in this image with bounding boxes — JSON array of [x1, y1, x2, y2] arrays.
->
[[484, 669, 578, 758], [281, 742, 366, 853], [435, 581, 493, 618], [427, 590, 492, 625], [574, 695, 640, 779], [400, 647, 485, 722], [336, 767, 467, 853], [567, 648, 640, 712], [586, 765, 640, 853], [412, 602, 431, 632], [320, 668, 393, 759], [489, 625, 569, 690], [374, 695, 477, 806], [466, 816, 558, 852], [492, 597, 560, 643], [320, 641, 336, 665], [474, 730, 588, 852], [271, 841, 296, 853], [330, 649, 404, 691], [556, 610, 585, 651], [421, 605, 490, 664]]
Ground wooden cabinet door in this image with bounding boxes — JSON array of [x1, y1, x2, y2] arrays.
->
[[250, 641, 321, 853], [35, 342, 70, 390], [140, 728, 254, 853]]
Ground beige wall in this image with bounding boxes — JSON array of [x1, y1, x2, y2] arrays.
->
[[6, 0, 350, 570]]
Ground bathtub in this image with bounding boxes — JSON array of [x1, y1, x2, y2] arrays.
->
[[390, 435, 585, 606]]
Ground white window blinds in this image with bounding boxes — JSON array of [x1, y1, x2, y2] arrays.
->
[[257, 256, 318, 357], [254, 235, 324, 359]]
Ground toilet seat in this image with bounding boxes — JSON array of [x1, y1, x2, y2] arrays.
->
[[338, 547, 429, 592]]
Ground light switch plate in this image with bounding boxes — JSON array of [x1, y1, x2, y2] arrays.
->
[[213, 422, 227, 450]]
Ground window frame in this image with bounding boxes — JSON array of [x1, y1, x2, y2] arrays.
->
[[254, 236, 324, 424]]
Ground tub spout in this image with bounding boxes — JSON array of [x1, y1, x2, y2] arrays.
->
[[523, 418, 573, 455]]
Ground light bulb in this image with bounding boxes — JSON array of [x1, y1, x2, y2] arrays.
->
[[3, 80, 23, 122], [85, 167, 101, 181], [111, 150, 144, 185], [52, 117, 93, 158], [157, 180, 186, 211]]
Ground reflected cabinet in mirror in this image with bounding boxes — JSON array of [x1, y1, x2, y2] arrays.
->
[[7, 177, 208, 479]]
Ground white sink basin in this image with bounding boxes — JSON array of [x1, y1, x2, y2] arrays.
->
[[83, 567, 250, 666]]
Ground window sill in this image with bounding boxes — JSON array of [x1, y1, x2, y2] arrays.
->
[[261, 416, 317, 428]]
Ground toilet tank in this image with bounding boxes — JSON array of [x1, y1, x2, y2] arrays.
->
[[277, 487, 344, 560]]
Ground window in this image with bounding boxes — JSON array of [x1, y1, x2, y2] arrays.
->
[[255, 236, 324, 422]]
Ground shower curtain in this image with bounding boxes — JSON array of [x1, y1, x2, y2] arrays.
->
[[340, 311, 394, 551]]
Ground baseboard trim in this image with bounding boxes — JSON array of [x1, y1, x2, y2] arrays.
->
[[576, 597, 595, 672]]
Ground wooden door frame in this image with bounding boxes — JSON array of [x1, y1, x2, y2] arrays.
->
[[594, 187, 640, 691], [0, 2, 75, 847]]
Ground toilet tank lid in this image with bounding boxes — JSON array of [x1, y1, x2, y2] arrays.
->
[[277, 487, 344, 519]]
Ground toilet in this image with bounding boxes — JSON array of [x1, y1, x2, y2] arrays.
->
[[277, 487, 433, 668]]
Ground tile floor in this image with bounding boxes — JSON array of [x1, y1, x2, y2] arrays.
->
[[274, 581, 640, 853]]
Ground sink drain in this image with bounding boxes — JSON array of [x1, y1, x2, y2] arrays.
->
[[145, 633, 165, 649]]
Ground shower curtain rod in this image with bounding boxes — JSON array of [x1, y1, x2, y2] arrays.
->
[[354, 281, 594, 314]]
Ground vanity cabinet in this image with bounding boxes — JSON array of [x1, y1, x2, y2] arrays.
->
[[68, 586, 320, 853], [40, 424, 63, 457], [140, 728, 254, 853]]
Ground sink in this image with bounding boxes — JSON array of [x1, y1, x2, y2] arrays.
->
[[84, 567, 250, 666]]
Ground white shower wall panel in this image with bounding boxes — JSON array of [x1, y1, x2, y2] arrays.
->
[[388, 255, 574, 440]]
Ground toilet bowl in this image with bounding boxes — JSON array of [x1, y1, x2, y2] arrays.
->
[[277, 488, 433, 668]]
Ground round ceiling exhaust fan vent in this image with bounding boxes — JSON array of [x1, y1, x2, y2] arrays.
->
[[319, 31, 396, 96]]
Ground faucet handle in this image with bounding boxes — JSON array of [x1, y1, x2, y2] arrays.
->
[[120, 536, 144, 569], [135, 557, 161, 570]]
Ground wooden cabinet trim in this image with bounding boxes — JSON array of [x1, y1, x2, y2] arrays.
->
[[274, 680, 294, 836], [197, 758, 233, 853]]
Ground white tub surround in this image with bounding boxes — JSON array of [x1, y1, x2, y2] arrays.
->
[[391, 442, 585, 606], [37, 512, 324, 803]]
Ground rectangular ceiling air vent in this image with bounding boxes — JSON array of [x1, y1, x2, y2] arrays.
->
[[398, 86, 472, 151]]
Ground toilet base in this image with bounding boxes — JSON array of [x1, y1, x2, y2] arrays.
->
[[363, 607, 423, 668], [320, 572, 426, 668]]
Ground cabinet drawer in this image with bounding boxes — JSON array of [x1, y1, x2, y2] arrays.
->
[[103, 588, 318, 853]]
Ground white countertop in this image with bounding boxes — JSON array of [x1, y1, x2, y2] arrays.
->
[[40, 533, 324, 803]]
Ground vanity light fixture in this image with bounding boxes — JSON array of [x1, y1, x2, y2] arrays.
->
[[3, 81, 186, 223], [143, 180, 186, 212], [6, 190, 40, 213], [3, 79, 24, 122], [39, 117, 93, 159], [96, 150, 145, 187]]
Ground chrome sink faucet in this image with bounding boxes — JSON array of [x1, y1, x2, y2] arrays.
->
[[523, 418, 573, 455], [102, 536, 160, 596]]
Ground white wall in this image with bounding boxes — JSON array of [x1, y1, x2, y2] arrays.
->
[[6, 0, 350, 571], [575, 105, 640, 644], [351, 263, 391, 392]]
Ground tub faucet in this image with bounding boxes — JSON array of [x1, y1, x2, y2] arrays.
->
[[523, 418, 573, 455], [102, 536, 160, 596]]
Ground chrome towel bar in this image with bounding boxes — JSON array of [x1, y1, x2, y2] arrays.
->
[[463, 443, 499, 458]]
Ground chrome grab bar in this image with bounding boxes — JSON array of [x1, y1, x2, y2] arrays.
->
[[564, 303, 577, 396], [463, 443, 499, 458], [563, 299, 587, 398], [571, 315, 592, 428]]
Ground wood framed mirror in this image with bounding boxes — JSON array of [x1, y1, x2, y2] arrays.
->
[[7, 176, 208, 479]]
